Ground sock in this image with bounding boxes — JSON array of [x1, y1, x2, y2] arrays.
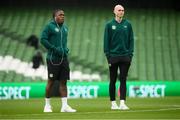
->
[[120, 100, 125, 105], [61, 97, 68, 108], [45, 98, 51, 106], [111, 101, 117, 106]]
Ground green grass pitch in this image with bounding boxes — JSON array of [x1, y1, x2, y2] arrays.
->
[[0, 97, 180, 119]]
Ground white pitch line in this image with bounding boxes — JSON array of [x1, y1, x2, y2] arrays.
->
[[77, 107, 180, 114], [1, 107, 180, 117]]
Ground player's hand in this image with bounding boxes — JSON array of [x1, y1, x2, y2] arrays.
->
[[65, 48, 69, 55], [54, 47, 63, 56]]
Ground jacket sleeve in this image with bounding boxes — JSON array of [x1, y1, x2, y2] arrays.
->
[[40, 25, 55, 50], [128, 23, 134, 57], [104, 24, 110, 58], [64, 26, 69, 55]]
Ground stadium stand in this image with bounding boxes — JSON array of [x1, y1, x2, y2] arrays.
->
[[0, 7, 180, 82]]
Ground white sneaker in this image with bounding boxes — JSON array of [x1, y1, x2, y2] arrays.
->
[[119, 104, 129, 110], [61, 105, 76, 112], [111, 103, 119, 110], [44, 105, 52, 112]]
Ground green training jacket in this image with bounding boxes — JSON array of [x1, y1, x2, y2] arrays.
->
[[40, 20, 69, 61], [104, 18, 134, 58]]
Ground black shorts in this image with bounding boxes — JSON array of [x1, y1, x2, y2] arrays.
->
[[107, 56, 132, 64], [47, 59, 70, 81]]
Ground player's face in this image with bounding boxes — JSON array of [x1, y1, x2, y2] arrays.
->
[[55, 10, 65, 24], [114, 5, 124, 18]]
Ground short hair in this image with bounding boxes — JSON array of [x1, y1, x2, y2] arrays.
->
[[52, 9, 63, 18]]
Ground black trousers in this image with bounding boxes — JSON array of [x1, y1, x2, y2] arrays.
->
[[108, 56, 131, 101]]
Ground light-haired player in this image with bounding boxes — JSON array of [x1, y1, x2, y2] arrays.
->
[[104, 5, 134, 110]]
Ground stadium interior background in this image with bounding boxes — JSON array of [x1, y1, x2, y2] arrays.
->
[[0, 0, 179, 86]]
